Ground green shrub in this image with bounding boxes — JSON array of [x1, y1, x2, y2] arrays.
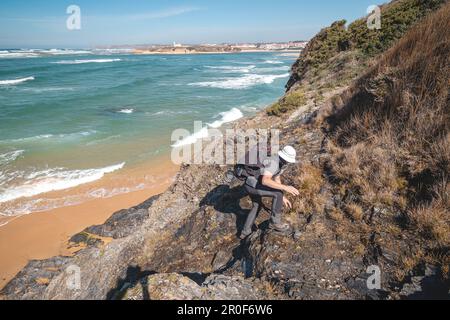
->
[[267, 90, 306, 116], [302, 20, 349, 69], [287, 0, 447, 91], [348, 0, 447, 56]]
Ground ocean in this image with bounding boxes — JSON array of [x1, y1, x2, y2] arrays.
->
[[0, 49, 298, 217]]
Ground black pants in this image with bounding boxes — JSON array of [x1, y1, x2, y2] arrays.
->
[[243, 184, 284, 234]]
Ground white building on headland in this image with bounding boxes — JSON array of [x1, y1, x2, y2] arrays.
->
[[173, 42, 183, 47], [233, 43, 258, 49]]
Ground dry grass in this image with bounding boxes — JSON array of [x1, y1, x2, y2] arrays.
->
[[35, 278, 50, 286], [344, 203, 364, 221], [326, 1, 449, 203], [268, 0, 449, 288], [353, 243, 366, 256], [326, 141, 407, 210], [291, 163, 326, 215], [327, 207, 344, 222], [408, 186, 450, 245], [320, 2, 450, 277], [395, 249, 424, 280]]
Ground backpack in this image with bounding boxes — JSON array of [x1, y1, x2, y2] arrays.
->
[[232, 144, 271, 182], [233, 163, 263, 181]]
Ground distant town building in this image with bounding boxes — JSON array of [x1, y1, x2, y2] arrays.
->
[[109, 40, 307, 53], [258, 41, 308, 50], [232, 43, 258, 49]]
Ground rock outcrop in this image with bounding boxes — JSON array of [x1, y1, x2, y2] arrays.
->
[[120, 273, 274, 300]]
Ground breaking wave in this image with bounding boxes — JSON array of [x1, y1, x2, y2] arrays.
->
[[117, 108, 134, 114], [0, 77, 35, 85], [0, 162, 125, 204], [0, 131, 97, 144], [205, 65, 256, 73], [172, 127, 209, 148], [207, 108, 243, 128], [52, 59, 122, 65], [189, 73, 289, 90], [0, 150, 25, 166], [172, 107, 244, 147], [0, 49, 92, 59], [254, 66, 290, 72], [264, 60, 283, 64]]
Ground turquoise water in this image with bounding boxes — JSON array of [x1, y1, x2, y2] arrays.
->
[[0, 49, 297, 215]]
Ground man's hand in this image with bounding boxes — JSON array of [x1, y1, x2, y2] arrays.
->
[[262, 174, 300, 196], [283, 197, 292, 209], [284, 185, 300, 196]]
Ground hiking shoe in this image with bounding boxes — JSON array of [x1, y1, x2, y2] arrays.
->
[[269, 223, 291, 234], [239, 229, 252, 240], [239, 223, 259, 240]]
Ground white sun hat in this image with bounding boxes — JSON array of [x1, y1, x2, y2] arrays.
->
[[278, 146, 297, 164]]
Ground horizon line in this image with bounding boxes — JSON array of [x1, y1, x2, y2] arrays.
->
[[0, 40, 310, 50]]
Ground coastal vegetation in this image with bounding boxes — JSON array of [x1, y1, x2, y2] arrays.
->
[[348, 0, 447, 55], [279, 0, 450, 285], [267, 90, 306, 116], [268, 0, 447, 116]]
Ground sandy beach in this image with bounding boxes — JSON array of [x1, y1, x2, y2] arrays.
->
[[0, 50, 296, 291], [0, 159, 178, 290]]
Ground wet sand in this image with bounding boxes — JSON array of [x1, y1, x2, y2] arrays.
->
[[0, 160, 179, 290]]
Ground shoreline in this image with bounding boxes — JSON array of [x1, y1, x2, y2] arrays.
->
[[0, 158, 178, 290], [0, 106, 273, 297], [0, 107, 269, 290], [0, 50, 294, 289], [0, 50, 295, 291]]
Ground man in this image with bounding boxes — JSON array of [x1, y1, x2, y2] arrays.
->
[[240, 146, 299, 239]]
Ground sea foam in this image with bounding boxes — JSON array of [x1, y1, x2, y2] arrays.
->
[[0, 77, 35, 85], [190, 73, 289, 90], [0, 150, 25, 166], [117, 108, 134, 114], [172, 107, 244, 147], [0, 52, 39, 59], [52, 59, 122, 65], [255, 66, 290, 72], [205, 65, 256, 73], [0, 131, 96, 144], [0, 162, 125, 203], [208, 108, 243, 128], [0, 49, 92, 59], [40, 49, 92, 55], [264, 60, 283, 64], [172, 127, 210, 148]]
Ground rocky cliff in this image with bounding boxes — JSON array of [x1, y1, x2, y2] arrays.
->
[[1, 0, 449, 300]]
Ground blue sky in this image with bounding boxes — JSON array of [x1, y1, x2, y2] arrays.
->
[[0, 0, 386, 48]]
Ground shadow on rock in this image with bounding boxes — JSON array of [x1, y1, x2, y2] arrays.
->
[[200, 184, 266, 236], [107, 266, 156, 300]]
